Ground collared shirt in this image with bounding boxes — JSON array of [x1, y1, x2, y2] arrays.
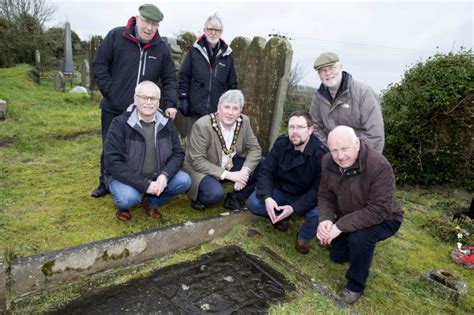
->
[[137, 112, 156, 125], [219, 121, 237, 170]]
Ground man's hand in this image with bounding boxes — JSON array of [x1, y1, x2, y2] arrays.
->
[[317, 220, 333, 244], [154, 174, 168, 196], [225, 169, 249, 185], [264, 197, 279, 223], [234, 181, 245, 191], [274, 205, 294, 224], [165, 107, 177, 119], [146, 181, 160, 195], [326, 224, 342, 245]]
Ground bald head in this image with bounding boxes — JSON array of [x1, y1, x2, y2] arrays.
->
[[328, 126, 360, 169]]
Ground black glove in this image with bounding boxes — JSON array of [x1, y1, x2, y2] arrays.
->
[[178, 98, 190, 117]]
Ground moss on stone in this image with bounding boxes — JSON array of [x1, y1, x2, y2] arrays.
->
[[41, 260, 56, 277]]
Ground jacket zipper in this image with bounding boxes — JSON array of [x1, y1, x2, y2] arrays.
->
[[136, 47, 144, 86]]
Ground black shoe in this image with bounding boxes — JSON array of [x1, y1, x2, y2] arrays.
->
[[191, 199, 206, 211], [91, 183, 109, 198], [223, 193, 248, 211]]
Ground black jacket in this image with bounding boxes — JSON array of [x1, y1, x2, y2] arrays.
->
[[93, 17, 177, 115], [104, 106, 184, 193], [256, 134, 328, 215], [178, 35, 238, 117]]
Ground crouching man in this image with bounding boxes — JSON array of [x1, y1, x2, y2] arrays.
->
[[317, 125, 403, 304], [104, 81, 191, 221]]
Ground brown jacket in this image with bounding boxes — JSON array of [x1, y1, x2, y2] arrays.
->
[[318, 141, 403, 232], [183, 114, 261, 200]]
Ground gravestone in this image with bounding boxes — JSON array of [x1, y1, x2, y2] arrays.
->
[[55, 71, 65, 92], [28, 68, 41, 84], [81, 60, 90, 89], [70, 86, 88, 94], [231, 36, 293, 154], [0, 100, 7, 120], [63, 21, 74, 76], [35, 50, 41, 70]]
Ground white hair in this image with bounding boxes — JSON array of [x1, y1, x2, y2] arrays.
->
[[204, 13, 223, 31], [135, 80, 161, 98], [329, 125, 358, 143], [218, 90, 244, 108]]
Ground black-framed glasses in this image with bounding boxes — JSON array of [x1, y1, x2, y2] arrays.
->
[[205, 27, 222, 34], [136, 95, 159, 102], [288, 125, 308, 131]]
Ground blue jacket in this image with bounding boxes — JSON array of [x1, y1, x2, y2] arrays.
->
[[93, 17, 177, 115], [178, 35, 237, 117], [104, 105, 184, 193], [256, 134, 328, 215]]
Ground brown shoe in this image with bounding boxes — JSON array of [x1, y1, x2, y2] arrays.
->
[[339, 287, 362, 305], [116, 210, 131, 221], [273, 220, 289, 232], [295, 237, 310, 254], [142, 196, 162, 219]]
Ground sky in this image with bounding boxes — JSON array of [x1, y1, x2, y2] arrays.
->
[[47, 0, 473, 93]]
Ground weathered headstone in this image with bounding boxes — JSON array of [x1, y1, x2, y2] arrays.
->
[[63, 21, 75, 76], [81, 60, 90, 89], [35, 50, 41, 70], [0, 99, 7, 120], [231, 36, 293, 154], [28, 68, 41, 84], [55, 71, 65, 92]]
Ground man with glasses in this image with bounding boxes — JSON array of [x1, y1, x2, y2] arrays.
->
[[178, 13, 238, 139], [247, 111, 328, 254], [309, 52, 385, 153], [92, 3, 178, 198], [104, 81, 190, 221]]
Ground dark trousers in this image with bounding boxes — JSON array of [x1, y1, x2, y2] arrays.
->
[[330, 220, 401, 292], [197, 155, 260, 205], [99, 110, 119, 184]]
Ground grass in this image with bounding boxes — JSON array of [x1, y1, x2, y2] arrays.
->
[[1, 65, 473, 314]]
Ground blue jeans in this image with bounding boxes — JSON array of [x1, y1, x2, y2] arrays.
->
[[109, 171, 191, 211], [247, 189, 318, 242]]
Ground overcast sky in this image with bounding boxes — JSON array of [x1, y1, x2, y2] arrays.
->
[[47, 0, 473, 93]]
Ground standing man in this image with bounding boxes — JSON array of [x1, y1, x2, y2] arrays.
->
[[178, 13, 238, 139], [184, 90, 261, 211], [309, 52, 385, 153], [92, 3, 178, 197], [247, 111, 328, 254], [104, 81, 190, 221], [317, 126, 403, 304]]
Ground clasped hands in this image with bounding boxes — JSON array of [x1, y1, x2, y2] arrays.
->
[[316, 220, 342, 245], [146, 174, 168, 196], [225, 167, 250, 191], [265, 197, 294, 224]]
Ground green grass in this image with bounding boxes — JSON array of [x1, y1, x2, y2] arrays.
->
[[1, 65, 473, 314]]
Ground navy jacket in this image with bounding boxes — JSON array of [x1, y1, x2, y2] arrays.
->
[[256, 134, 328, 215], [178, 35, 237, 117], [104, 105, 184, 193], [93, 17, 177, 115]]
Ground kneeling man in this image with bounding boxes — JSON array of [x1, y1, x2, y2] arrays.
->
[[104, 81, 191, 221], [317, 125, 403, 304], [184, 90, 261, 211], [248, 111, 328, 254]]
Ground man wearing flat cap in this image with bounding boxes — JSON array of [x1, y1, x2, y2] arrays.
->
[[309, 52, 385, 153], [92, 3, 178, 198]]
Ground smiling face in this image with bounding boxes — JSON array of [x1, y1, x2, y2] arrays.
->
[[136, 15, 159, 43], [134, 83, 160, 122], [287, 116, 313, 148], [318, 63, 343, 89], [328, 129, 360, 169], [217, 101, 242, 129]]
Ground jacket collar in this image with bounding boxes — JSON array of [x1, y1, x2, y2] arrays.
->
[[194, 35, 232, 63], [318, 71, 352, 103], [284, 134, 323, 157], [125, 104, 169, 132]]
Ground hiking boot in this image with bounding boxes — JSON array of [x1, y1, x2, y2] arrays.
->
[[223, 193, 248, 211]]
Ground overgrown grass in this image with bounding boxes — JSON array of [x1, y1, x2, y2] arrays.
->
[[1, 65, 473, 314]]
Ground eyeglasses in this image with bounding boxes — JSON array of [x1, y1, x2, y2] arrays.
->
[[288, 125, 308, 131], [140, 16, 159, 28], [205, 27, 222, 34], [136, 95, 159, 102]]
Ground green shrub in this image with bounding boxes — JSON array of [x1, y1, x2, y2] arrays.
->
[[382, 49, 473, 189]]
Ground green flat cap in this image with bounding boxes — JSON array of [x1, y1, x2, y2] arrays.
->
[[139, 3, 163, 22], [314, 52, 339, 70]]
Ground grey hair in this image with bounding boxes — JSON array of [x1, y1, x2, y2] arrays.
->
[[218, 90, 244, 108], [204, 13, 223, 31], [135, 80, 161, 98], [329, 125, 358, 143]]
